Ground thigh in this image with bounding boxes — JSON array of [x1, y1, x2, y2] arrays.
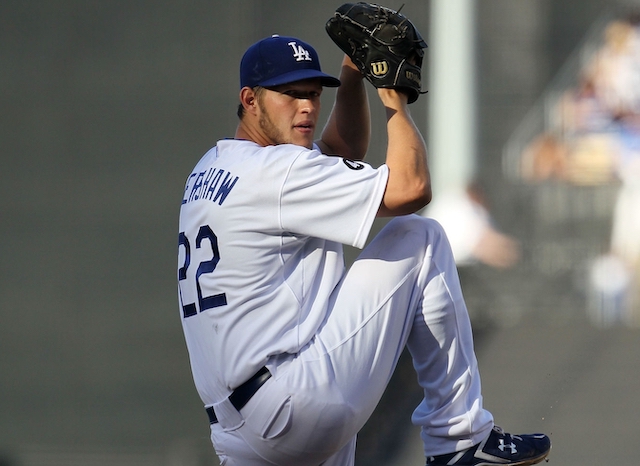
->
[[304, 216, 445, 422]]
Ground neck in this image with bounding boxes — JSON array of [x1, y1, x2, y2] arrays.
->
[[235, 120, 268, 146]]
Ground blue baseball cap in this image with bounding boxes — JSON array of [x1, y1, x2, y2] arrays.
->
[[240, 35, 341, 89]]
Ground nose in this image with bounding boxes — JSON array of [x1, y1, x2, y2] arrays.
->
[[299, 97, 319, 115]]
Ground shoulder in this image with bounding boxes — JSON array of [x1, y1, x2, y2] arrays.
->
[[217, 139, 315, 160]]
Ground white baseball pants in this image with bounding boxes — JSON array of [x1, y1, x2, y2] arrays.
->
[[210, 215, 494, 465]]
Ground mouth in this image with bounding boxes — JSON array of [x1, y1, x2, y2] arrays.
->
[[294, 121, 314, 133]]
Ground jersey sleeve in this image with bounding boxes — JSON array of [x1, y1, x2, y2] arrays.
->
[[279, 147, 388, 248]]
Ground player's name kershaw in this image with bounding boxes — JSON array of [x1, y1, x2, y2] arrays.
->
[[181, 167, 238, 206]]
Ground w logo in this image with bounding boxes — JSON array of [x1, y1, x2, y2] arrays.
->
[[370, 60, 389, 77], [288, 41, 312, 62]]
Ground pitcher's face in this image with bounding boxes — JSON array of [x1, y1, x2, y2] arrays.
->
[[257, 79, 323, 149]]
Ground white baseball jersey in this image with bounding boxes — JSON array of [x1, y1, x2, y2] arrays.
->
[[178, 139, 388, 404]]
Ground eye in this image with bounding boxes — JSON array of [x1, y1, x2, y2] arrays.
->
[[283, 90, 321, 100], [285, 91, 305, 99]]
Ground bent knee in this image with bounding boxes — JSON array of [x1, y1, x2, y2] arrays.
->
[[387, 214, 448, 240]]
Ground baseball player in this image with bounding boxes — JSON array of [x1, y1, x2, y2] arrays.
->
[[177, 4, 551, 466]]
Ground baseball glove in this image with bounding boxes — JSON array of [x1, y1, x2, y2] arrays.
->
[[325, 2, 427, 103]]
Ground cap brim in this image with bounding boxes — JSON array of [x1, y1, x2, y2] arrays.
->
[[258, 69, 341, 88]]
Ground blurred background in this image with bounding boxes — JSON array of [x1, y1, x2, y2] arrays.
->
[[2, 1, 640, 465]]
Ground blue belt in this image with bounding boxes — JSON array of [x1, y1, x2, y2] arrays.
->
[[206, 367, 271, 424]]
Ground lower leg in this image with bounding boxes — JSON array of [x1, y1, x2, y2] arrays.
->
[[403, 219, 551, 465]]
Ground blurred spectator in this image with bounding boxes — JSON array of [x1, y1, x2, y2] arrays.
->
[[424, 182, 520, 269], [606, 114, 640, 326], [520, 12, 640, 326], [587, 18, 640, 120], [560, 73, 615, 136], [587, 253, 631, 327], [520, 131, 569, 182], [522, 14, 640, 187], [589, 15, 640, 326]]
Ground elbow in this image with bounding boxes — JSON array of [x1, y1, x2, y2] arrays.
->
[[410, 175, 432, 209], [409, 182, 432, 212], [407, 166, 432, 209], [418, 181, 432, 207], [379, 180, 432, 217]]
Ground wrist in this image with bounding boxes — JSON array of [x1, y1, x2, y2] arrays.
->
[[341, 55, 361, 74], [377, 88, 409, 107]]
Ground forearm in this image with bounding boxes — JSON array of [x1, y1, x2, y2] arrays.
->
[[318, 56, 370, 160], [378, 89, 431, 217]]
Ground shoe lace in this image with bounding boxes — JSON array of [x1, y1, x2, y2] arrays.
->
[[493, 425, 524, 443]]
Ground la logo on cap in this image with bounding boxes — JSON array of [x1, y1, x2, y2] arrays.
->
[[288, 41, 312, 62]]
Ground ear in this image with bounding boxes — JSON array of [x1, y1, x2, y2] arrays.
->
[[239, 87, 259, 116]]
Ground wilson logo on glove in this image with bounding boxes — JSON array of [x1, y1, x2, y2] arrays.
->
[[405, 70, 420, 85], [370, 61, 389, 77]]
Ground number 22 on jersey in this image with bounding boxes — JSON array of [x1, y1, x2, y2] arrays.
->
[[178, 225, 227, 318]]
